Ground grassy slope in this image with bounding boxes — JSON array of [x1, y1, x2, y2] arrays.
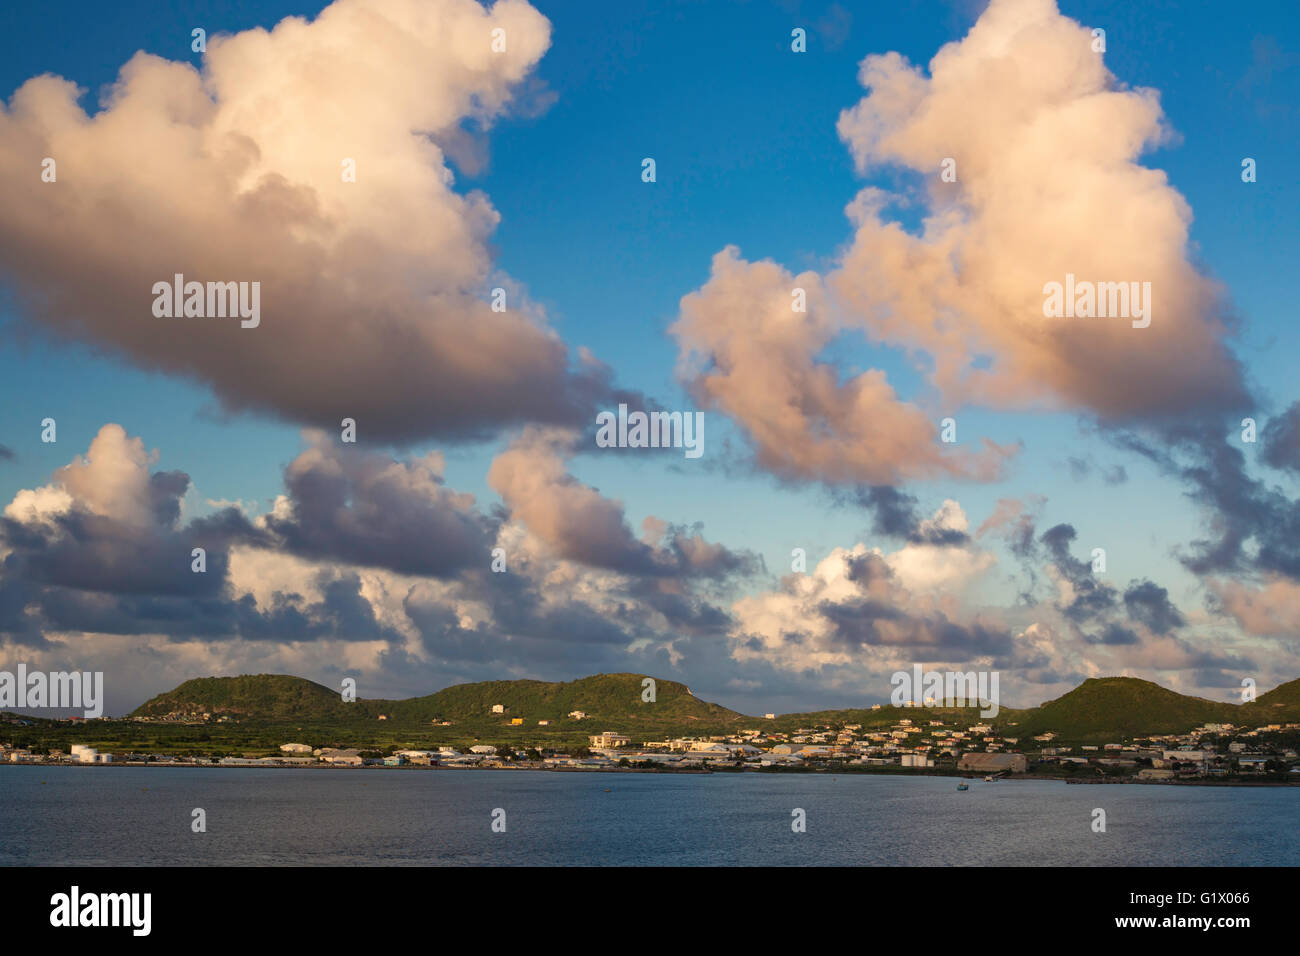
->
[[127, 672, 744, 733], [1005, 677, 1240, 740], [132, 675, 352, 720], [16, 673, 1275, 756], [382, 673, 744, 726], [1257, 677, 1300, 708]]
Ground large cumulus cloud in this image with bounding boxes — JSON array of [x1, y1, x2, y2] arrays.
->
[[0, 424, 398, 645], [831, 0, 1248, 421], [729, 512, 1011, 674], [488, 426, 761, 579], [670, 0, 1250, 488], [0, 423, 764, 708], [0, 0, 625, 440], [261, 431, 498, 576], [671, 247, 1017, 484]]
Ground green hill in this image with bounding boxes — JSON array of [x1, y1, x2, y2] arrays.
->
[[125, 672, 1299, 744], [131, 674, 354, 720], [1008, 677, 1240, 740], [1254, 677, 1300, 720], [130, 672, 744, 728], [380, 673, 743, 726]]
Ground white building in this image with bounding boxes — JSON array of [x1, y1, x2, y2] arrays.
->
[[279, 743, 313, 754], [71, 745, 97, 764], [626, 752, 682, 765], [1164, 750, 1209, 763], [690, 743, 735, 759], [590, 731, 630, 748], [318, 748, 362, 765], [491, 704, 505, 714], [760, 753, 804, 766], [439, 754, 483, 765], [568, 710, 587, 720]]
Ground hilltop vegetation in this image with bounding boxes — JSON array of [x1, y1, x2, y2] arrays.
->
[[0, 672, 1287, 759], [132, 675, 353, 720], [381, 673, 743, 725], [1009, 677, 1250, 740], [1257, 677, 1300, 709], [125, 672, 1300, 739], [127, 672, 744, 735]]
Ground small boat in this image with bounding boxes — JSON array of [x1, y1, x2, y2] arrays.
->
[[957, 781, 969, 791], [984, 775, 994, 782]]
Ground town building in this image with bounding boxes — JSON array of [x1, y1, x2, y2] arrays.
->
[[958, 752, 1027, 773], [318, 748, 363, 765], [1137, 768, 1175, 780]]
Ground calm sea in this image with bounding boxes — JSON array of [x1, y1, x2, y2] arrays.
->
[[2, 766, 1296, 866]]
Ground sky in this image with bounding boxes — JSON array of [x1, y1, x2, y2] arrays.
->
[[1, 0, 1298, 717]]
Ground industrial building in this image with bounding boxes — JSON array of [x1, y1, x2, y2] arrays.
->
[[958, 752, 1027, 773]]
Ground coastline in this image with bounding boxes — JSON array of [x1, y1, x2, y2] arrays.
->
[[6, 762, 1297, 787]]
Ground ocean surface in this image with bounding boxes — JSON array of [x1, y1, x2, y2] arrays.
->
[[2, 766, 1296, 866]]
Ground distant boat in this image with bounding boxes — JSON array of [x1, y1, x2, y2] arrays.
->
[[984, 775, 994, 782], [957, 781, 969, 791]]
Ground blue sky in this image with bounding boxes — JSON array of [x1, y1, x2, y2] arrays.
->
[[1, 0, 1297, 714]]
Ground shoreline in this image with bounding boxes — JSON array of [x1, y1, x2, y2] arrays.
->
[[6, 762, 1297, 787]]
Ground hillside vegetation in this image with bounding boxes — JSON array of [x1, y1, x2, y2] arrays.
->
[[132, 675, 353, 720], [382, 673, 743, 725], [128, 672, 744, 732], [1257, 677, 1300, 709], [1006, 677, 1240, 740], [116, 673, 1300, 747]]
